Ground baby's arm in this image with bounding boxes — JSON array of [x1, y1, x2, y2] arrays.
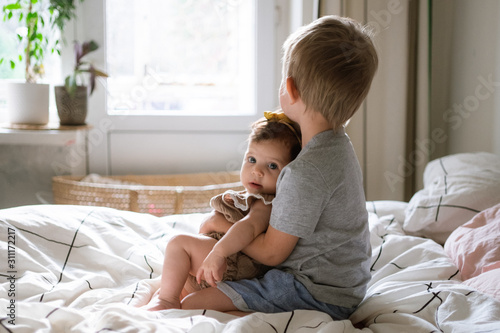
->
[[198, 211, 233, 234], [196, 200, 271, 286]]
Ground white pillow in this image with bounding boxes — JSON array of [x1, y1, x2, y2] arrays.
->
[[403, 152, 500, 244]]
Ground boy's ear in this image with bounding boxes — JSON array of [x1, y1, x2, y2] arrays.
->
[[286, 77, 300, 104]]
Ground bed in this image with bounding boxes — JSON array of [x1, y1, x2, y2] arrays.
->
[[1, 152, 499, 332]]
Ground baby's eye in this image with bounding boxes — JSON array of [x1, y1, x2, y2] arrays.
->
[[248, 156, 256, 163], [268, 163, 278, 170]]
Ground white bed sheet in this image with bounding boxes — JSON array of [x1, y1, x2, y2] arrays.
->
[[1, 204, 499, 332]]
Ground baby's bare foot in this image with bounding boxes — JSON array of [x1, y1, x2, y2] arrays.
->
[[142, 292, 180, 311]]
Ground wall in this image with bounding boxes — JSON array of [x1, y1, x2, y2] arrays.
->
[[444, 0, 500, 155], [339, 0, 500, 201], [0, 130, 87, 209]]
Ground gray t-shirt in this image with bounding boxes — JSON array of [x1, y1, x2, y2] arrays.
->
[[270, 128, 371, 308]]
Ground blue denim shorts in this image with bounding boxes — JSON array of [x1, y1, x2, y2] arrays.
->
[[217, 269, 354, 320]]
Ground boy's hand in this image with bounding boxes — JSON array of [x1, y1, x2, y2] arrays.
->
[[196, 250, 227, 287]]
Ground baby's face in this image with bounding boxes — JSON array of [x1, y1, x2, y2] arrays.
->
[[240, 139, 291, 195]]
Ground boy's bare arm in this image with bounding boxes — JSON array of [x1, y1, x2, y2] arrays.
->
[[243, 225, 299, 266], [200, 205, 298, 267], [196, 200, 271, 286], [211, 200, 270, 255]]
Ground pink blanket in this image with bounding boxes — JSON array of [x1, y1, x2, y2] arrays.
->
[[445, 203, 500, 301]]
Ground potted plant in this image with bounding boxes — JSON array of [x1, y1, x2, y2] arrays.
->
[[54, 40, 108, 125], [1, 0, 81, 125]]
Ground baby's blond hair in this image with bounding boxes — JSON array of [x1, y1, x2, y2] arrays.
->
[[282, 15, 378, 130]]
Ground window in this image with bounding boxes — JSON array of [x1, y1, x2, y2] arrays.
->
[[71, 0, 278, 174], [0, 22, 25, 81], [105, 0, 256, 116]]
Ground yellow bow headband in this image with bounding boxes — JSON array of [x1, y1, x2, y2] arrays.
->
[[264, 111, 302, 145], [264, 111, 293, 123]]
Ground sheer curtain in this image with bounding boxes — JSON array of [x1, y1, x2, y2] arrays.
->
[[319, 0, 432, 201]]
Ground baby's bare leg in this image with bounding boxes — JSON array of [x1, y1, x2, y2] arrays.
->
[[145, 234, 217, 311], [181, 274, 204, 300], [181, 286, 240, 312]]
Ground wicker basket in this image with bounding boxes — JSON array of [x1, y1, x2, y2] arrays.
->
[[52, 171, 243, 216]]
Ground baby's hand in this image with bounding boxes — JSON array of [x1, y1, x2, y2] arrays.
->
[[196, 251, 227, 287]]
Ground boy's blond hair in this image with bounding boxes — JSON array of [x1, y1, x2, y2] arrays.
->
[[282, 15, 378, 130]]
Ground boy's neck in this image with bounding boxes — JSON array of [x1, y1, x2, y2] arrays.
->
[[297, 110, 333, 147]]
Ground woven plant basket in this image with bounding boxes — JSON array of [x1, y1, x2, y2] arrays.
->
[[52, 171, 243, 216]]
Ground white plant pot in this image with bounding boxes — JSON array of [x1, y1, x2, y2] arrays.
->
[[6, 82, 50, 125]]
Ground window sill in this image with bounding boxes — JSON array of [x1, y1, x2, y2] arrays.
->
[[0, 123, 90, 146]]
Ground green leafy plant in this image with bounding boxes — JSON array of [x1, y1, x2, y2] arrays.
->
[[1, 0, 82, 83], [65, 40, 108, 96]]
